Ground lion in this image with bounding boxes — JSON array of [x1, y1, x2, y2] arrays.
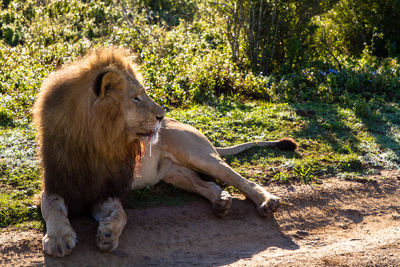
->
[[32, 47, 297, 257]]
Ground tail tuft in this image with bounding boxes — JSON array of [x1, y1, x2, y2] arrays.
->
[[276, 138, 298, 151]]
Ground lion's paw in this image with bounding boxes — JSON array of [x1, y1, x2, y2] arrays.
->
[[43, 225, 77, 257], [213, 190, 232, 218], [257, 196, 280, 217], [96, 221, 120, 252]]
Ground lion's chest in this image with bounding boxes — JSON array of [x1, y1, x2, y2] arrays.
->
[[132, 146, 163, 190]]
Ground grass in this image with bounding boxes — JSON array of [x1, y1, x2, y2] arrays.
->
[[170, 100, 400, 183], [0, 126, 42, 228], [1, 99, 400, 230]]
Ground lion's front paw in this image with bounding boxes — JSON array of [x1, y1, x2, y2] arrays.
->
[[43, 225, 77, 257], [213, 190, 232, 218], [96, 221, 120, 252], [257, 196, 281, 217]]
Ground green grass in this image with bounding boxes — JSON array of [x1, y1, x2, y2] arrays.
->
[[170, 100, 400, 180], [1, 100, 400, 229], [0, 126, 42, 228]]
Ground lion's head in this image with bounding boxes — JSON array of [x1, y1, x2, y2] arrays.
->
[[33, 47, 164, 213]]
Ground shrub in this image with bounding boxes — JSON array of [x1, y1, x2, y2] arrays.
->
[[0, 106, 13, 126]]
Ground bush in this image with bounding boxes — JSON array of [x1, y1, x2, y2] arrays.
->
[[0, 0, 399, 115], [313, 0, 400, 59], [0, 106, 13, 126]]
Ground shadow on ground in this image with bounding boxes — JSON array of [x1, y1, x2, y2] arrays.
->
[[44, 198, 298, 266]]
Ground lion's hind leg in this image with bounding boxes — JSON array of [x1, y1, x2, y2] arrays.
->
[[186, 154, 280, 217], [162, 161, 232, 218], [93, 197, 127, 252], [41, 192, 77, 257]]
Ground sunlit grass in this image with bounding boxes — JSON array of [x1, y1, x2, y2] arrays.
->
[[169, 100, 400, 186], [1, 100, 400, 228]]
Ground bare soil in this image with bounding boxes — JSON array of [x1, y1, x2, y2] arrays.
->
[[1, 170, 400, 266]]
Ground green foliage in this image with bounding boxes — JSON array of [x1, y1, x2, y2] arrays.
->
[[0, 106, 13, 126], [140, 0, 198, 26], [0, 0, 123, 46], [213, 0, 339, 74], [313, 0, 400, 58], [294, 164, 314, 184], [272, 172, 289, 184], [0, 0, 399, 228], [273, 56, 400, 103], [1, 0, 398, 113]]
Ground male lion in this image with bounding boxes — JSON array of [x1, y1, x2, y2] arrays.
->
[[33, 47, 297, 257]]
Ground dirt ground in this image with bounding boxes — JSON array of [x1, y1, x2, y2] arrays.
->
[[1, 170, 400, 266]]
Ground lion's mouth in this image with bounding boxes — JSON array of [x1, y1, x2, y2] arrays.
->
[[137, 122, 161, 157], [137, 131, 154, 137], [137, 121, 161, 144]]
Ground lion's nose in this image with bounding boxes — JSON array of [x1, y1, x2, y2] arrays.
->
[[156, 116, 164, 122]]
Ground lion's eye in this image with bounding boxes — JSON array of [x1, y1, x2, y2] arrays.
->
[[132, 96, 141, 103]]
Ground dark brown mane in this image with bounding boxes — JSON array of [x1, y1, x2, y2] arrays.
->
[[33, 47, 141, 214]]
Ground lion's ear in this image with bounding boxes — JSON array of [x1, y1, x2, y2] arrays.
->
[[94, 71, 127, 98]]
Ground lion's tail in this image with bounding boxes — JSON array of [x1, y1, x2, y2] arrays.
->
[[215, 138, 298, 156]]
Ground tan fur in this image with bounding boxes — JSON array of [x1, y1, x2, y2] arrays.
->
[[41, 193, 77, 257], [134, 117, 283, 218], [215, 138, 297, 156], [34, 47, 295, 257], [93, 198, 127, 251]]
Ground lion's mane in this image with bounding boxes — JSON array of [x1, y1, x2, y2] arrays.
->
[[33, 48, 141, 214]]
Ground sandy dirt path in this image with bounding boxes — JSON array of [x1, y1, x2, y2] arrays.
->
[[1, 170, 399, 266]]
